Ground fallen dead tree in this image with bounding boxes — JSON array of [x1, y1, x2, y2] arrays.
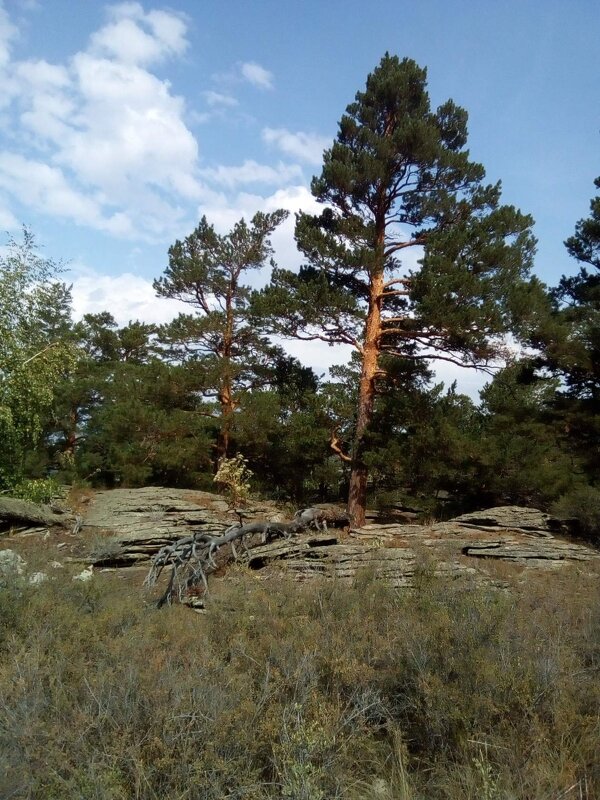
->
[[144, 508, 347, 607]]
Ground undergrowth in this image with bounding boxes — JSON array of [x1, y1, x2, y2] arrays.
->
[[0, 567, 598, 799]]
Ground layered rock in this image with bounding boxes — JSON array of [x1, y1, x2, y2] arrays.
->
[[239, 514, 599, 586], [4, 487, 598, 592], [83, 487, 288, 566], [0, 496, 75, 535]]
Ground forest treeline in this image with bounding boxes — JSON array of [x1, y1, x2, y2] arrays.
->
[[0, 56, 598, 528]]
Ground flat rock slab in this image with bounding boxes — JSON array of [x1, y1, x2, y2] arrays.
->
[[0, 496, 75, 535], [245, 509, 600, 586], [449, 505, 563, 535], [75, 489, 600, 588], [244, 533, 481, 588], [82, 487, 291, 565]]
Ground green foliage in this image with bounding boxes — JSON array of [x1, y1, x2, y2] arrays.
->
[[154, 210, 290, 461], [256, 55, 546, 361], [552, 485, 600, 539], [75, 359, 214, 488], [474, 363, 577, 507], [547, 176, 600, 483], [564, 175, 600, 271], [4, 476, 61, 505], [232, 376, 337, 503], [0, 229, 79, 488], [253, 54, 551, 520]]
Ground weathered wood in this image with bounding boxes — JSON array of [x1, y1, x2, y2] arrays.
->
[[144, 515, 315, 605]]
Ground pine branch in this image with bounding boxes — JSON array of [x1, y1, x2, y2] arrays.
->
[[330, 428, 352, 463]]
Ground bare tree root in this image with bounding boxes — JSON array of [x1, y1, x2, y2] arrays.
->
[[144, 509, 345, 607]]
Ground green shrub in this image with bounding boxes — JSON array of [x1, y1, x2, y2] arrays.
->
[[552, 484, 600, 538], [5, 476, 61, 505]]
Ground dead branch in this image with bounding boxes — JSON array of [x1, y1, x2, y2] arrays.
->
[[144, 507, 346, 606], [330, 429, 353, 463]]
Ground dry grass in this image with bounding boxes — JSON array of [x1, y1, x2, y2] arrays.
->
[[0, 562, 598, 799]]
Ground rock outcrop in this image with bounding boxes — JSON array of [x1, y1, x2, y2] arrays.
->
[[0, 496, 75, 535], [449, 505, 564, 536], [82, 487, 289, 566], [81, 489, 600, 582], [239, 511, 599, 586], [3, 487, 598, 594]]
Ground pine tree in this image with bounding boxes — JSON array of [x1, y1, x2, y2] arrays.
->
[[254, 55, 547, 525], [551, 176, 600, 481], [154, 211, 288, 462], [476, 363, 576, 506], [49, 313, 160, 479]]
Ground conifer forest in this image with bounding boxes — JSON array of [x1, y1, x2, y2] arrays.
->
[[1, 55, 599, 800]]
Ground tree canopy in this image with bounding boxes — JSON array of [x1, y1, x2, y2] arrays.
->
[[253, 54, 550, 525], [0, 229, 78, 489], [154, 211, 289, 461]]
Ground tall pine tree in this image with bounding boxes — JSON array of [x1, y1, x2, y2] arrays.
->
[[154, 211, 288, 462], [254, 55, 548, 525], [551, 176, 600, 481]]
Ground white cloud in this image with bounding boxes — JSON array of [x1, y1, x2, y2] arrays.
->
[[0, 2, 17, 69], [262, 127, 330, 166], [201, 159, 302, 189], [0, 196, 18, 228], [0, 2, 18, 109], [89, 2, 188, 66], [1, 3, 203, 240], [64, 53, 202, 200], [0, 153, 134, 235], [70, 267, 188, 326], [15, 58, 70, 88], [240, 61, 273, 90], [203, 90, 238, 108]]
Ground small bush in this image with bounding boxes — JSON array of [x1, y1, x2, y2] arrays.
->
[[552, 484, 600, 538], [214, 453, 253, 507], [5, 476, 61, 505]]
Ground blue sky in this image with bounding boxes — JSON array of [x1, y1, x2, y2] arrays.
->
[[0, 0, 598, 390]]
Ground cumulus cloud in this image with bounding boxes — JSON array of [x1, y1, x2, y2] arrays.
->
[[0, 153, 134, 235], [262, 127, 330, 166], [63, 53, 201, 199], [89, 2, 189, 66], [70, 267, 188, 326], [1, 2, 202, 240], [240, 60, 273, 90], [201, 160, 302, 189]]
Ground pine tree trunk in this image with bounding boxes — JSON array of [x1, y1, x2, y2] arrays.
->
[[216, 285, 236, 465], [216, 385, 233, 463], [347, 269, 383, 528]]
